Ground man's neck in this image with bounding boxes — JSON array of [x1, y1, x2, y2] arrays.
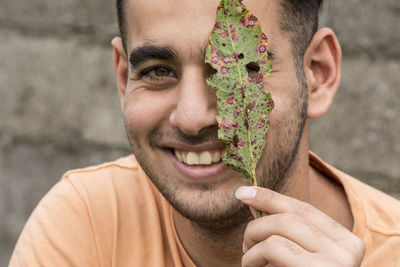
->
[[173, 209, 246, 267], [308, 161, 354, 231]]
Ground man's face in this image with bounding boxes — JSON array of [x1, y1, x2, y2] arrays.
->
[[121, 0, 308, 226]]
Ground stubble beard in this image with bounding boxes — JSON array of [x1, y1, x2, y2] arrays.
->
[[124, 72, 308, 234]]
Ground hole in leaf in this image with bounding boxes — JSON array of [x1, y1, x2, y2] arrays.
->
[[233, 135, 239, 148], [236, 6, 243, 13], [222, 43, 226, 47], [238, 53, 244, 59], [205, 63, 217, 78], [246, 62, 260, 80]]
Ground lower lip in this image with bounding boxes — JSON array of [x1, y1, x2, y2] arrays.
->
[[166, 149, 228, 180]]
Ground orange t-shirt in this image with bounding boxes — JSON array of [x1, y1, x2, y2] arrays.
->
[[10, 153, 400, 266]]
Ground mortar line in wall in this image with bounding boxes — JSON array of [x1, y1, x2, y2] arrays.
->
[[0, 132, 130, 152], [0, 22, 118, 48]]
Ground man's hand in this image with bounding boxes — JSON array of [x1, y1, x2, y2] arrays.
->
[[235, 186, 365, 267]]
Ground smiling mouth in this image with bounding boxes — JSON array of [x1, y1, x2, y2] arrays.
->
[[173, 149, 224, 166]]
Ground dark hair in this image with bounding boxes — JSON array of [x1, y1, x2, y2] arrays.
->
[[278, 0, 323, 61], [116, 0, 323, 58], [116, 0, 125, 50]]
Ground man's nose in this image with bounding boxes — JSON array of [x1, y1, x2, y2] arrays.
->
[[169, 67, 217, 136]]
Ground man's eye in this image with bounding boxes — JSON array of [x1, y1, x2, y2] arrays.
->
[[132, 65, 177, 87], [153, 67, 172, 77], [141, 66, 176, 81]]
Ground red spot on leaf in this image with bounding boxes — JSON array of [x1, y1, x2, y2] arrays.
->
[[214, 22, 223, 29], [220, 66, 229, 75], [222, 57, 232, 64], [257, 117, 266, 129], [220, 119, 233, 130], [220, 31, 229, 39], [261, 32, 268, 41], [211, 56, 219, 64], [256, 73, 264, 84], [225, 96, 235, 106], [234, 155, 242, 161], [246, 15, 257, 28], [234, 52, 239, 62], [231, 33, 239, 41], [233, 107, 242, 118], [257, 44, 267, 56], [238, 140, 246, 147]]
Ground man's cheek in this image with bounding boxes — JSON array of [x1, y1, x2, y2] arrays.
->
[[123, 105, 152, 137]]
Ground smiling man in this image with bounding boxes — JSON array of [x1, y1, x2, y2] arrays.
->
[[10, 0, 400, 266]]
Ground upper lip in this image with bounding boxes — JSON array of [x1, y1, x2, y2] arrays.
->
[[160, 141, 225, 152]]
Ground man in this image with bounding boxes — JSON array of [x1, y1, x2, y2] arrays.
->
[[10, 0, 400, 266]]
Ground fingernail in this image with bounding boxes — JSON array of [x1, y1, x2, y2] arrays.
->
[[235, 186, 257, 200], [249, 207, 257, 219]]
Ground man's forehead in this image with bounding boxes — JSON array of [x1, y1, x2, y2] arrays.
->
[[125, 0, 216, 52], [128, 0, 219, 13], [127, 0, 219, 27], [125, 0, 281, 54]]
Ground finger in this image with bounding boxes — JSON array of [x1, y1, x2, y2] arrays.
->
[[243, 213, 341, 254], [242, 235, 312, 267], [235, 186, 360, 252]]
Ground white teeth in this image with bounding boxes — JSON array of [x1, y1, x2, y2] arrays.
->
[[175, 150, 183, 163], [186, 152, 200, 165], [199, 151, 212, 165], [181, 152, 187, 163], [212, 151, 221, 163], [174, 149, 223, 165]]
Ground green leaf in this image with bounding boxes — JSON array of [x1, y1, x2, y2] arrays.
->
[[205, 0, 274, 183]]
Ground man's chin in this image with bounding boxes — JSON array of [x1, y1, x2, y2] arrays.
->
[[169, 191, 253, 232]]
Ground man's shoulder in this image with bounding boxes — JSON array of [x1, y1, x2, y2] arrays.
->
[[310, 152, 400, 235], [62, 154, 142, 186], [63, 154, 140, 178], [329, 166, 400, 265], [333, 167, 400, 234], [59, 154, 159, 206]]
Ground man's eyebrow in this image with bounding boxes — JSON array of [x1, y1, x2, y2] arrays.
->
[[129, 44, 177, 69]]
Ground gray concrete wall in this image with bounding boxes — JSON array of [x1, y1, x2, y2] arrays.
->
[[1, 0, 399, 264]]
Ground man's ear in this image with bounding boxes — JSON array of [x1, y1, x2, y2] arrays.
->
[[111, 37, 128, 111], [303, 28, 342, 118]]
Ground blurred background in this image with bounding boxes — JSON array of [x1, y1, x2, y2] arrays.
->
[[0, 0, 399, 264]]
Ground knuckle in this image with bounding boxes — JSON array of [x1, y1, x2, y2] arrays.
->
[[243, 219, 257, 238], [264, 234, 284, 249], [333, 244, 364, 266], [276, 212, 301, 226], [242, 244, 269, 267], [342, 252, 359, 266], [345, 235, 365, 255], [255, 187, 275, 204], [243, 219, 264, 249], [296, 202, 316, 217], [354, 236, 366, 255]]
